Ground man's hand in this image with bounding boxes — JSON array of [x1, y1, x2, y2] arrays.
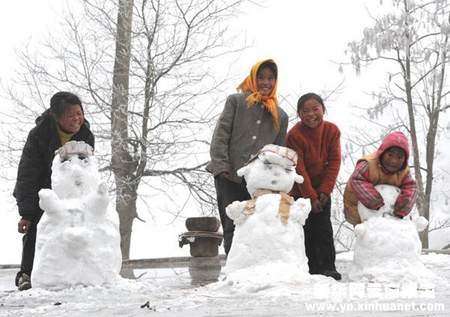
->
[[18, 219, 31, 234]]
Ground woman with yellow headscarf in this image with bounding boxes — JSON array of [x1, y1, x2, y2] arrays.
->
[[206, 59, 289, 254]]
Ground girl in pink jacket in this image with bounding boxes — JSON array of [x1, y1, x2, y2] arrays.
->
[[344, 132, 418, 225]]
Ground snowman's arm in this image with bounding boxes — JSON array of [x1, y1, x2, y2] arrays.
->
[[349, 161, 384, 210], [38, 189, 64, 215], [290, 198, 311, 225], [393, 172, 418, 218], [226, 201, 247, 225], [85, 182, 109, 214]]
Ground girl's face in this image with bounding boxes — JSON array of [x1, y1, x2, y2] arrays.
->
[[56, 104, 84, 134], [256, 67, 276, 96], [299, 98, 324, 129], [382, 147, 406, 173]]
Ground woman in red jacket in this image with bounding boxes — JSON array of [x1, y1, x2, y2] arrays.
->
[[286, 93, 341, 280]]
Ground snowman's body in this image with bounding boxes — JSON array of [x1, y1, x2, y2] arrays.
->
[[350, 184, 434, 282], [226, 193, 311, 279], [224, 145, 312, 281], [32, 141, 122, 289]]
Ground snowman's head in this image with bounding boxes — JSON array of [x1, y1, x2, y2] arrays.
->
[[237, 144, 303, 196], [51, 141, 98, 199], [358, 184, 400, 222]]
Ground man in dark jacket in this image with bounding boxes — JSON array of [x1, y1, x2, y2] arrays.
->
[[13, 91, 95, 291]]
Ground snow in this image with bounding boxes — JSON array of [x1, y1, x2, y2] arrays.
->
[[0, 1, 448, 315], [32, 141, 122, 289], [350, 185, 434, 283], [1, 145, 449, 315], [1, 252, 449, 316], [224, 145, 320, 284], [225, 194, 314, 283], [357, 184, 401, 221], [236, 148, 304, 196]]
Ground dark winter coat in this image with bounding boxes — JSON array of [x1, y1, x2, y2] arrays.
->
[[13, 109, 95, 221], [206, 92, 288, 183]]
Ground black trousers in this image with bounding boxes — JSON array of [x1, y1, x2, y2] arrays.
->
[[15, 214, 42, 286], [214, 177, 251, 254], [294, 197, 337, 274]]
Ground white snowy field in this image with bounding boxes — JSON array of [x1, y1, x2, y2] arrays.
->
[[1, 251, 449, 317]]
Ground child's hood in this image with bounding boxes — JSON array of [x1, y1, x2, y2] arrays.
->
[[376, 131, 410, 168]]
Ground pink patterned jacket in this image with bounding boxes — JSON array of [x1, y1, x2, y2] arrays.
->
[[343, 132, 417, 225]]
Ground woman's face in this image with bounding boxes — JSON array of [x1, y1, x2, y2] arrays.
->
[[299, 98, 324, 129], [256, 67, 276, 96], [56, 104, 84, 134]]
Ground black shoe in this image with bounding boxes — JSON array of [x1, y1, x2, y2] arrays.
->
[[18, 273, 32, 291], [321, 270, 342, 281]]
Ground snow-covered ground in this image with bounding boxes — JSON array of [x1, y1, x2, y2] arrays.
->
[[1, 251, 449, 317], [2, 141, 448, 316]]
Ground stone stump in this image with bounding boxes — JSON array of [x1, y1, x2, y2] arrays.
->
[[179, 217, 223, 257]]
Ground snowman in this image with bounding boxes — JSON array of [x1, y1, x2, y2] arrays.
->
[[224, 144, 314, 283], [32, 141, 122, 289], [350, 184, 434, 283]]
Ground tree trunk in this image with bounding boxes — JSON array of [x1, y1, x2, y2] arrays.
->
[[403, 53, 429, 248], [111, 0, 135, 259], [345, 1, 450, 250], [116, 177, 138, 260]]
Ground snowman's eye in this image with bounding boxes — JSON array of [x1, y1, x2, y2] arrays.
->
[[61, 157, 70, 163], [78, 154, 86, 160], [285, 168, 292, 173]]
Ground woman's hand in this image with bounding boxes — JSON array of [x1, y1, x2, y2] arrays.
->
[[18, 219, 31, 234], [219, 172, 230, 179]]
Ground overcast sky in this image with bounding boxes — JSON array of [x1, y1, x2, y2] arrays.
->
[[0, 1, 385, 122], [0, 1, 61, 76]]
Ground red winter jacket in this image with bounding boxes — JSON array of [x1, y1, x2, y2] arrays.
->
[[286, 121, 341, 201]]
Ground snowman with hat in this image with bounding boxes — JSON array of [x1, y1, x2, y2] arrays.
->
[[32, 141, 122, 289], [224, 144, 315, 283]]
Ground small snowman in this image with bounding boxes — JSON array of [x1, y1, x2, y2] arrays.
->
[[350, 184, 434, 283], [32, 141, 122, 289], [224, 144, 313, 283]]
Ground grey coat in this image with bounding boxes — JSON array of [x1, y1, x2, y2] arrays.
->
[[206, 92, 288, 183]]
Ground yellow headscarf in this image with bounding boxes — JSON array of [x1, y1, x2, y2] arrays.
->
[[237, 59, 279, 130]]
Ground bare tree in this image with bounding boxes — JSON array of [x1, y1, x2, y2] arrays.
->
[[346, 0, 450, 247], [1, 0, 248, 259], [111, 0, 135, 259]]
